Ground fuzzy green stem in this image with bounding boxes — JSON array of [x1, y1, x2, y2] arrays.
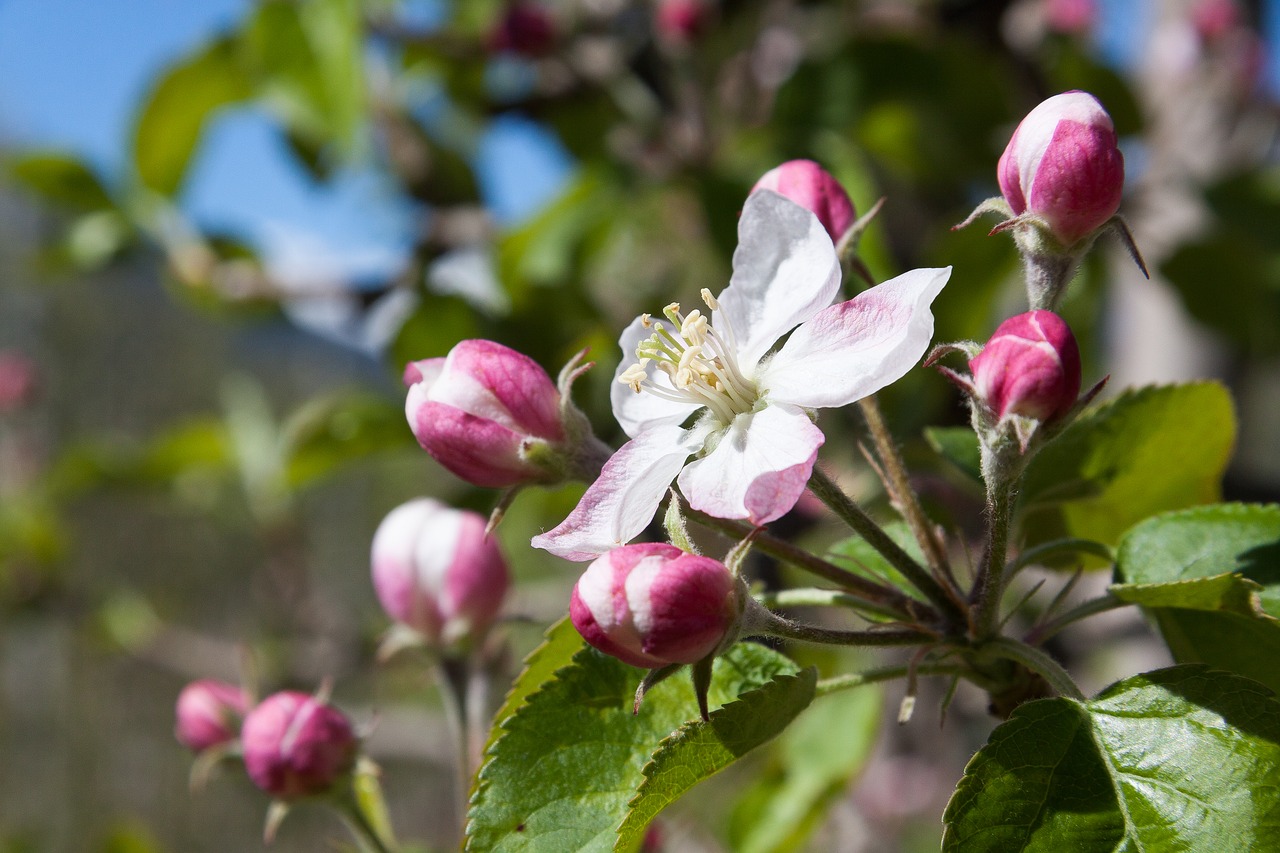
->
[[972, 480, 1014, 638], [857, 395, 953, 582], [434, 656, 474, 840], [748, 603, 934, 648], [808, 467, 962, 624], [979, 636, 1084, 700], [816, 662, 992, 696], [1006, 538, 1115, 580], [1026, 594, 1130, 645], [758, 588, 895, 613], [681, 502, 924, 622]]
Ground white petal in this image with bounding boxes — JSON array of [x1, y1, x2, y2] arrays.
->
[[760, 267, 951, 409], [715, 191, 841, 374], [531, 425, 705, 561], [677, 404, 823, 525], [610, 315, 702, 439]]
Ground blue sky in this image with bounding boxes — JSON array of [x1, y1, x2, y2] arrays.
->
[[0, 0, 572, 284]]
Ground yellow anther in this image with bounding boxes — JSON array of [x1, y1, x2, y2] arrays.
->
[[618, 361, 649, 393], [681, 310, 707, 344], [700, 288, 719, 310], [641, 313, 652, 328]]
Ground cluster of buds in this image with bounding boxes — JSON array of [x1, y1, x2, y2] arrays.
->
[[176, 680, 362, 837], [371, 497, 510, 653], [956, 91, 1145, 310], [405, 340, 610, 494]]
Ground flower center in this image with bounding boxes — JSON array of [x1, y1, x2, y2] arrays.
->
[[617, 288, 758, 424]]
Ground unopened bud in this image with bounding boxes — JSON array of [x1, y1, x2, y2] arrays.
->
[[970, 311, 1081, 423], [175, 679, 249, 753], [655, 0, 710, 44], [371, 498, 509, 648], [570, 543, 739, 669], [751, 160, 856, 244], [997, 91, 1124, 247], [405, 340, 570, 488], [241, 691, 357, 800]]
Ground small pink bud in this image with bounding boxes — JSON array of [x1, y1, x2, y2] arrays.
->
[[174, 679, 249, 753], [489, 2, 556, 57], [1044, 0, 1096, 36], [752, 160, 857, 244], [241, 691, 357, 800], [1192, 0, 1240, 43], [371, 498, 509, 646], [405, 339, 567, 488], [0, 351, 38, 413], [570, 543, 738, 669], [655, 0, 709, 44], [997, 91, 1124, 246], [970, 311, 1081, 422]]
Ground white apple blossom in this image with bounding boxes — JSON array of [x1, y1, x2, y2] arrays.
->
[[532, 190, 951, 561]]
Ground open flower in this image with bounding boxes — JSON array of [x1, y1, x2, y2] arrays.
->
[[533, 191, 950, 560]]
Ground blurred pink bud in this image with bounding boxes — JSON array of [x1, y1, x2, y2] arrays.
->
[[1192, 0, 1240, 43], [371, 498, 509, 646], [174, 679, 249, 753], [997, 91, 1124, 246], [570, 543, 738, 669], [405, 340, 567, 488], [241, 691, 357, 800], [752, 160, 856, 243], [489, 2, 556, 57], [1045, 0, 1096, 35], [0, 351, 38, 413], [655, 0, 709, 44], [970, 310, 1081, 422]]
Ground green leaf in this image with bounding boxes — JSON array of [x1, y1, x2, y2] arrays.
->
[[1020, 383, 1234, 546], [728, 686, 882, 853], [1112, 504, 1280, 691], [132, 37, 253, 195], [613, 668, 818, 852], [944, 665, 1280, 852], [482, 617, 585, 755], [1162, 233, 1280, 356], [925, 426, 982, 484], [467, 642, 799, 852], [7, 153, 114, 211], [828, 519, 928, 600]]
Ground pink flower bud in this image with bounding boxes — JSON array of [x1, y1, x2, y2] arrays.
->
[[0, 351, 38, 413], [1045, 0, 1096, 36], [405, 340, 567, 488], [655, 0, 709, 44], [371, 498, 509, 646], [997, 91, 1124, 246], [174, 679, 249, 753], [489, 2, 556, 57], [570, 543, 738, 669], [752, 160, 857, 243], [241, 691, 357, 799], [969, 310, 1081, 422], [1192, 0, 1240, 43]]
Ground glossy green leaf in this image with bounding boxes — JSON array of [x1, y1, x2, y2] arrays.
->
[[613, 668, 818, 852], [944, 665, 1280, 852], [132, 37, 253, 196], [1112, 504, 1280, 692], [482, 617, 585, 755], [1021, 383, 1234, 546], [466, 642, 799, 852], [7, 153, 114, 211], [828, 519, 929, 605], [728, 685, 883, 853]]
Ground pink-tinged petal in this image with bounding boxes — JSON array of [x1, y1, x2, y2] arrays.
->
[[407, 398, 538, 488], [440, 511, 509, 642], [630, 553, 737, 663], [1026, 119, 1123, 244], [716, 191, 841, 373], [532, 425, 705, 561], [433, 340, 564, 440], [611, 315, 703, 438], [752, 160, 857, 243], [403, 357, 445, 388], [760, 267, 951, 409], [677, 404, 823, 525]]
